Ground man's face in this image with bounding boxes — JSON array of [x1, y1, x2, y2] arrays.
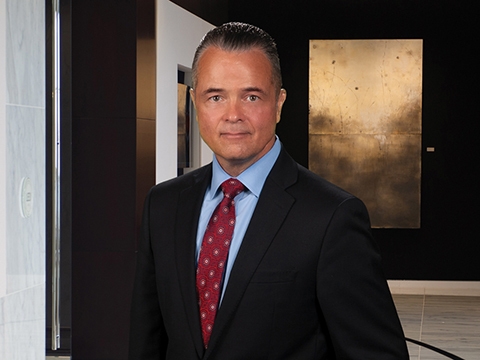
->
[[191, 46, 287, 176]]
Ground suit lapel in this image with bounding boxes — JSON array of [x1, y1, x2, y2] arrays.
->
[[174, 166, 212, 358], [205, 148, 298, 357]]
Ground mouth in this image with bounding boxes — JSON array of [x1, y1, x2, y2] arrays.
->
[[220, 131, 250, 139]]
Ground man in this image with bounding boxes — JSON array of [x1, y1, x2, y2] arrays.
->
[[129, 22, 409, 359]]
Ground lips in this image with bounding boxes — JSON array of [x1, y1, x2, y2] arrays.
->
[[220, 132, 250, 139], [220, 128, 250, 135]]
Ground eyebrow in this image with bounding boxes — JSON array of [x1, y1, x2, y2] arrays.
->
[[201, 87, 224, 96], [201, 86, 267, 96], [243, 86, 267, 95]]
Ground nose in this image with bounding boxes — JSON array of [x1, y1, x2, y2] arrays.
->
[[225, 99, 243, 122]]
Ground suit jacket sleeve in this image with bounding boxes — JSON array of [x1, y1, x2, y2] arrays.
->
[[316, 196, 408, 359], [128, 188, 168, 359]]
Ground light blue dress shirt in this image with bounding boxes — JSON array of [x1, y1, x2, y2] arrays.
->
[[195, 137, 281, 303]]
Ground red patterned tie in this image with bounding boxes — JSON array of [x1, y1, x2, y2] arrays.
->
[[196, 178, 245, 348]]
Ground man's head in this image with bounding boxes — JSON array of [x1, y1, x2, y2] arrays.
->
[[190, 22, 287, 176], [192, 22, 283, 93]]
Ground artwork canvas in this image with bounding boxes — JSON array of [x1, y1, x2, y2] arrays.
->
[[309, 39, 422, 228]]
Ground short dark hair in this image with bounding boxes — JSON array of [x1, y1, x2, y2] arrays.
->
[[192, 22, 282, 91]]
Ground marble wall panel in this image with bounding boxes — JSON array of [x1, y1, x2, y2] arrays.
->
[[0, 284, 45, 359], [1, 0, 46, 358], [6, 104, 45, 293], [0, 0, 7, 299], [5, 0, 45, 107]]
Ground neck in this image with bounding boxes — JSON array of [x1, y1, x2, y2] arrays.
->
[[217, 160, 248, 177]]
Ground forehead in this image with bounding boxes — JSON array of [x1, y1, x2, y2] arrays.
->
[[196, 46, 274, 87]]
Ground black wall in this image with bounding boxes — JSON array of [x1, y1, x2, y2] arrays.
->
[[71, 1, 137, 358], [227, 0, 479, 280]]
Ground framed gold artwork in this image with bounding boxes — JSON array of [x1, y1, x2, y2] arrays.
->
[[309, 39, 423, 228]]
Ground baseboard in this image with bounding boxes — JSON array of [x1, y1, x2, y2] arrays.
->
[[388, 280, 480, 296]]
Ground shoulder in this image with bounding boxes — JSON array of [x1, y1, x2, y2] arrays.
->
[[294, 163, 370, 221], [272, 147, 358, 209], [297, 163, 354, 201]]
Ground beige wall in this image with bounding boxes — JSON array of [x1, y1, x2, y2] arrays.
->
[[155, 0, 213, 183]]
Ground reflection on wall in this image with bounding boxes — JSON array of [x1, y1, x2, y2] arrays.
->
[[177, 83, 191, 174], [309, 39, 422, 228], [136, 2, 156, 245]]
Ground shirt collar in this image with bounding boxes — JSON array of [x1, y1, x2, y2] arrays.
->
[[207, 136, 281, 199]]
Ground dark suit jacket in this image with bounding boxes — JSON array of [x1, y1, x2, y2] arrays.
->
[[129, 147, 409, 359]]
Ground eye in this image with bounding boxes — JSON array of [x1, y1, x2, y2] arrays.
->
[[209, 95, 221, 102], [247, 95, 259, 102]]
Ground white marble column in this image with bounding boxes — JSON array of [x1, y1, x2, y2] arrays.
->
[[0, 0, 46, 358]]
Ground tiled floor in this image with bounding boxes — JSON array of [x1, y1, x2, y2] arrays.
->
[[46, 295, 479, 360], [392, 294, 480, 359]]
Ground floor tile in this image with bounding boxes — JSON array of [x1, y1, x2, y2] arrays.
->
[[421, 295, 480, 359], [392, 294, 480, 360]]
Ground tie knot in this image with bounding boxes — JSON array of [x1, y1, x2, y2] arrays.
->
[[221, 178, 245, 199]]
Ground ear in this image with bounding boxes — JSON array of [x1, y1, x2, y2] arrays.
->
[[276, 88, 287, 124], [189, 88, 199, 123], [189, 88, 196, 108]]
